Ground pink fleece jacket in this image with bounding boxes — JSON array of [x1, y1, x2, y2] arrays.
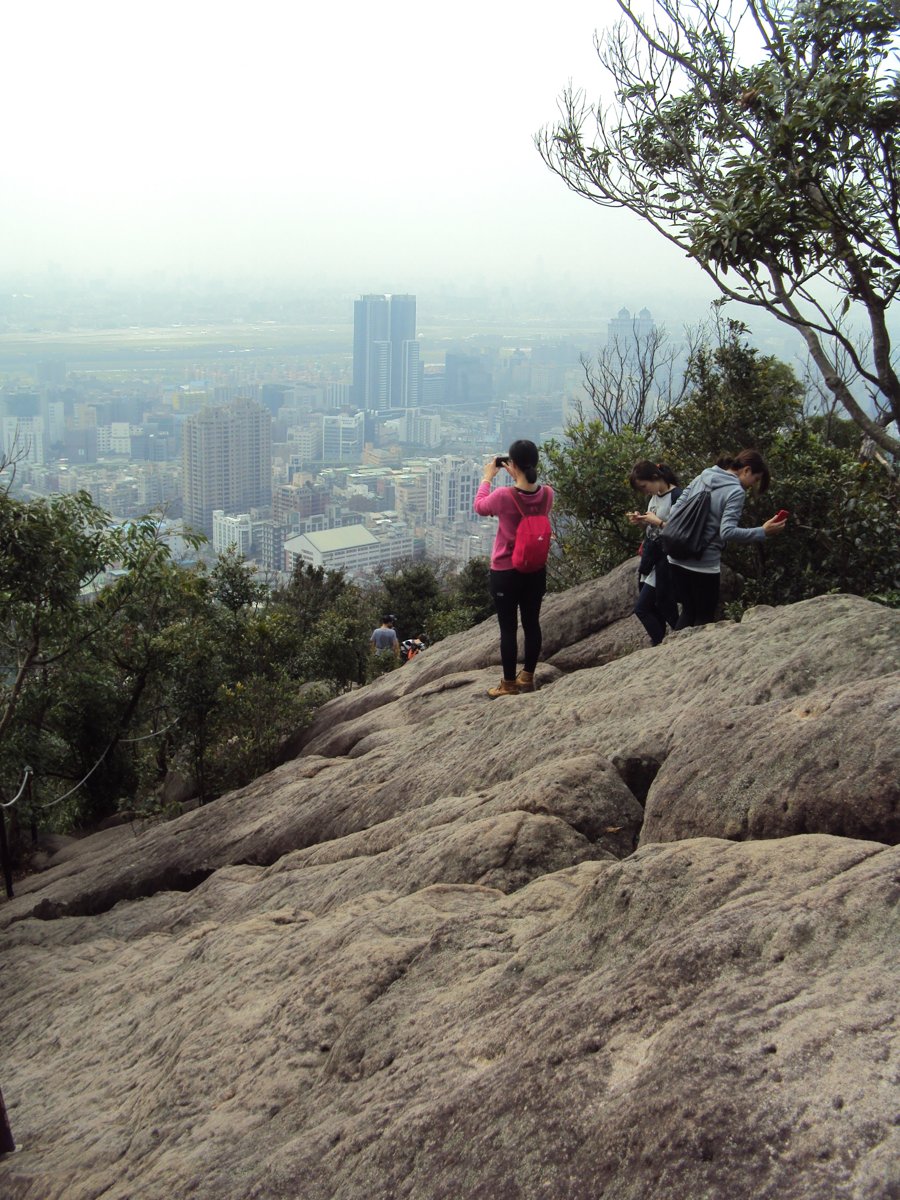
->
[[474, 480, 555, 570]]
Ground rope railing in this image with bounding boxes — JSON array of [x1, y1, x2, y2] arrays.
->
[[0, 767, 32, 810], [120, 720, 178, 745], [33, 751, 109, 811], [0, 720, 177, 812], [0, 719, 178, 900]]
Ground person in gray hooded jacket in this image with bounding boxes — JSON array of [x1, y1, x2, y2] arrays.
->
[[667, 449, 787, 628]]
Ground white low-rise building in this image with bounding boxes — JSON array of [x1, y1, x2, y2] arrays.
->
[[425, 519, 495, 565], [212, 510, 254, 557], [283, 523, 418, 576]]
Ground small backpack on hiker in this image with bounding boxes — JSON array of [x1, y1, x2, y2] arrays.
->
[[510, 490, 552, 573], [400, 637, 427, 662]]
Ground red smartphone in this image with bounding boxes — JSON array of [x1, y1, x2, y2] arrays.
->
[[773, 509, 790, 522]]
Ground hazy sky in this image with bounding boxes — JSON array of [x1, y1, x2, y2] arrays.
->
[[2, 0, 718, 309]]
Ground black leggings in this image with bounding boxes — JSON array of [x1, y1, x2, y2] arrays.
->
[[490, 568, 547, 679], [671, 563, 720, 628], [634, 581, 678, 645]]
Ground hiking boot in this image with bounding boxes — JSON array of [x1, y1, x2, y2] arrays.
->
[[487, 678, 519, 698], [515, 670, 535, 693]]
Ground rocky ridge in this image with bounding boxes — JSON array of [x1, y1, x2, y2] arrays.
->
[[1, 571, 898, 1200]]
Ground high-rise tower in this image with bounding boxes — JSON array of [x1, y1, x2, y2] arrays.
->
[[182, 398, 272, 536], [388, 293, 417, 408], [352, 294, 390, 411], [352, 293, 420, 410]]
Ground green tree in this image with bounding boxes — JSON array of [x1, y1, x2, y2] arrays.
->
[[543, 427, 654, 586], [156, 610, 227, 806], [726, 426, 900, 607], [0, 490, 210, 854], [447, 558, 494, 626], [425, 559, 493, 644], [537, 0, 900, 456], [26, 650, 138, 828], [272, 562, 349, 628], [373, 561, 443, 641], [542, 320, 900, 608], [546, 321, 804, 589], [209, 674, 315, 795], [0, 490, 114, 755], [652, 319, 805, 475], [0, 492, 182, 795], [300, 587, 373, 693], [210, 548, 268, 614]]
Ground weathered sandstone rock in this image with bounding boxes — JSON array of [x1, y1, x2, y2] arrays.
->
[[1, 590, 898, 1200], [280, 557, 643, 752], [1, 594, 896, 929], [1, 838, 897, 1200], [641, 673, 900, 845]]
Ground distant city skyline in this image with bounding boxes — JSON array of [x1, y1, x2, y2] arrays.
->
[[0, 279, 826, 399]]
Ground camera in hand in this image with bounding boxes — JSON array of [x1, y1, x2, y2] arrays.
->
[[494, 456, 509, 468]]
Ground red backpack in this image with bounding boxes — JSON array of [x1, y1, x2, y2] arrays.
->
[[510, 488, 552, 573]]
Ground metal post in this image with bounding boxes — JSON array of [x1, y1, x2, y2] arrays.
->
[[28, 772, 37, 847], [0, 807, 13, 900]]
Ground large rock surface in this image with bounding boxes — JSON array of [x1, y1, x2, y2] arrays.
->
[[1, 586, 898, 1200]]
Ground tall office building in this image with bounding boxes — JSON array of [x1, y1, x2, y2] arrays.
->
[[1, 391, 40, 420], [320, 411, 365, 462], [182, 398, 272, 536], [325, 381, 352, 410], [389, 294, 417, 408], [426, 456, 481, 523], [399, 339, 420, 409], [607, 306, 656, 352], [445, 353, 493, 408], [352, 293, 420, 410], [261, 383, 292, 417], [2, 415, 45, 465], [37, 360, 67, 386], [353, 294, 389, 410]]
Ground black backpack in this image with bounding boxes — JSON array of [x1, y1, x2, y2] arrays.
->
[[659, 484, 713, 559]]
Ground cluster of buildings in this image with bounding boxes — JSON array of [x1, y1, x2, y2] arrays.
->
[[1, 296, 659, 581], [210, 454, 495, 577]]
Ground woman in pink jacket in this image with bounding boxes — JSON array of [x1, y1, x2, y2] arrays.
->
[[474, 439, 554, 697]]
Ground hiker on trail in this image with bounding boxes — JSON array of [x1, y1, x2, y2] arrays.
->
[[474, 438, 554, 698], [627, 460, 682, 646], [667, 450, 787, 629], [370, 615, 400, 659]]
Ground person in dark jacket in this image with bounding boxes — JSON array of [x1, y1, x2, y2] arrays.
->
[[627, 460, 682, 645]]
